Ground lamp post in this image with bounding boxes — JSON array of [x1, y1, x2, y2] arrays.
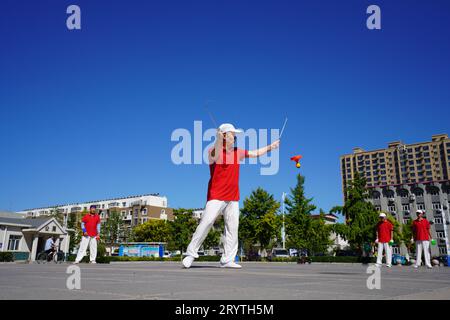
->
[[282, 192, 286, 250]]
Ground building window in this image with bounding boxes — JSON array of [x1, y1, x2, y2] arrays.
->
[[402, 204, 410, 211], [123, 202, 127, 207], [392, 246, 400, 254], [429, 189, 439, 196], [375, 206, 381, 211], [142, 208, 148, 216], [417, 203, 425, 210], [439, 246, 447, 255], [403, 218, 410, 224], [388, 205, 396, 213], [434, 218, 443, 225], [8, 235, 21, 251], [432, 203, 442, 210]]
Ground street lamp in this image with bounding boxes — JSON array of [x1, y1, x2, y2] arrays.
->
[[282, 192, 286, 250]]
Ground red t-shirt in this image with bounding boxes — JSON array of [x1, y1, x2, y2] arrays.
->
[[207, 147, 249, 201], [413, 218, 430, 241], [376, 220, 393, 243], [82, 214, 101, 237]]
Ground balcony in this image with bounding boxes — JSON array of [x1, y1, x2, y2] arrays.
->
[[108, 202, 120, 208], [122, 215, 132, 221]]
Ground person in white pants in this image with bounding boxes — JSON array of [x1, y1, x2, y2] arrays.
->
[[375, 212, 393, 267], [186, 200, 239, 266], [182, 123, 280, 269], [412, 210, 432, 269], [74, 205, 101, 264]]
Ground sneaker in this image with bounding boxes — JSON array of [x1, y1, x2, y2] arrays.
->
[[182, 256, 194, 269], [426, 265, 433, 269], [386, 265, 392, 268], [220, 261, 242, 269], [90, 261, 97, 264], [73, 261, 79, 264], [413, 265, 419, 269]]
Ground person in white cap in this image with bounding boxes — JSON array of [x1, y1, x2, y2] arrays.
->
[[375, 212, 394, 267], [412, 210, 433, 269], [182, 123, 280, 269]]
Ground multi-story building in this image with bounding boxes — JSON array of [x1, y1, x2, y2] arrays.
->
[[17, 193, 174, 232], [340, 134, 450, 257]]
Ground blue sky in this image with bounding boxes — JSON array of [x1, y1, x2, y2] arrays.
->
[[1, 0, 449, 217]]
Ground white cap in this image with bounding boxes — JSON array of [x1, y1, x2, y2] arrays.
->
[[416, 210, 425, 215], [379, 212, 387, 218], [218, 123, 243, 134]]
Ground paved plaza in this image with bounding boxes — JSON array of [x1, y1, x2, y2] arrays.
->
[[1, 261, 449, 300]]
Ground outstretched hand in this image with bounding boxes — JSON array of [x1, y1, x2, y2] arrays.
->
[[270, 140, 280, 150]]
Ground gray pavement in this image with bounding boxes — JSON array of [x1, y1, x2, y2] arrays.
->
[[1, 261, 449, 300]]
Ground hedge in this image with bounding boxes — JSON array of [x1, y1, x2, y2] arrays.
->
[[0, 252, 14, 262], [310, 256, 376, 263], [67, 254, 110, 264], [107, 255, 222, 262]]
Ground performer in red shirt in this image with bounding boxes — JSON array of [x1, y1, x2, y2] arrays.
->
[[412, 210, 432, 269], [183, 123, 280, 269], [375, 212, 394, 268], [74, 205, 101, 264]]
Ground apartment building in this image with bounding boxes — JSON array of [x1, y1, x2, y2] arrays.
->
[[340, 134, 450, 257], [17, 193, 174, 230]]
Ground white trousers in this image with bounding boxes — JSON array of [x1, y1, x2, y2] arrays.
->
[[186, 200, 239, 265], [376, 242, 392, 266], [75, 236, 97, 263], [415, 240, 432, 267]]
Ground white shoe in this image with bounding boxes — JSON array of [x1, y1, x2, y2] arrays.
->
[[426, 265, 433, 269], [413, 265, 419, 269], [220, 261, 242, 269], [182, 256, 194, 269], [386, 264, 392, 268], [90, 261, 97, 264], [73, 261, 79, 264]]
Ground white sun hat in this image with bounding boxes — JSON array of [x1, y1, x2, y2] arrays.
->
[[218, 123, 243, 134], [416, 209, 425, 215], [379, 212, 387, 218]]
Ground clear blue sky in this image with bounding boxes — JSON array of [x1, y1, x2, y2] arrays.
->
[[1, 0, 449, 216]]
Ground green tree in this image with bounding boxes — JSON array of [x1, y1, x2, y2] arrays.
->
[[239, 188, 281, 256], [285, 175, 316, 252], [132, 219, 171, 242], [334, 172, 379, 256], [101, 209, 124, 245], [310, 213, 333, 255], [398, 219, 415, 258], [168, 208, 198, 257], [67, 210, 85, 253]]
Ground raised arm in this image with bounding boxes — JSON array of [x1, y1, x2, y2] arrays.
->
[[209, 130, 224, 163], [247, 140, 280, 158]]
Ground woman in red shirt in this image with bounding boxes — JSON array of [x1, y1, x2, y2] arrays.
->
[[183, 123, 279, 269]]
